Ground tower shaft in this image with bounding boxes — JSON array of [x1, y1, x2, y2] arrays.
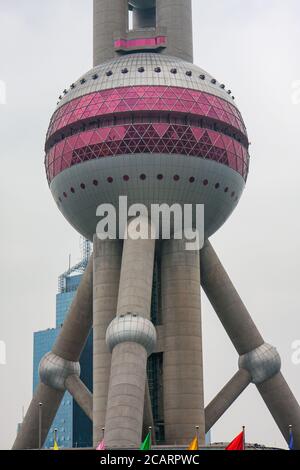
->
[[93, 0, 193, 66]]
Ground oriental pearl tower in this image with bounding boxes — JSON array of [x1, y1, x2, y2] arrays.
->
[[13, 0, 300, 449]]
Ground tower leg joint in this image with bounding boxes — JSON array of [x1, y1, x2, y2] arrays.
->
[[106, 313, 157, 356], [238, 343, 281, 385], [39, 351, 80, 392]]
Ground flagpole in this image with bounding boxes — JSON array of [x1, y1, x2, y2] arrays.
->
[[38, 402, 43, 450], [242, 426, 245, 451], [54, 428, 57, 448], [289, 424, 293, 450], [196, 425, 199, 450], [149, 426, 152, 447], [102, 427, 105, 440]]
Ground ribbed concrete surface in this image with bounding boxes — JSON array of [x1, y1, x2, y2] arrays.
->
[[93, 238, 122, 446], [161, 239, 205, 445]]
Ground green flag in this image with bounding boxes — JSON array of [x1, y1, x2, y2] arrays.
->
[[140, 432, 151, 450]]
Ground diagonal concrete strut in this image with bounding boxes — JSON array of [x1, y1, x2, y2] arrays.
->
[[201, 240, 300, 449]]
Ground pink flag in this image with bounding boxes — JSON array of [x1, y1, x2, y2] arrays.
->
[[96, 439, 106, 451]]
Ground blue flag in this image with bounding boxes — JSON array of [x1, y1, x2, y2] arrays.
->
[[289, 430, 294, 450]]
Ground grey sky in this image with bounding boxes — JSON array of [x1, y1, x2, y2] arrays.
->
[[0, 0, 300, 449]]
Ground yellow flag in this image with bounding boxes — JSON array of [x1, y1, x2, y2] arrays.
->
[[53, 439, 59, 451], [187, 436, 198, 450]]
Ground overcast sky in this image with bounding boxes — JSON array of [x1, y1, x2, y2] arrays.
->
[[0, 0, 300, 450]]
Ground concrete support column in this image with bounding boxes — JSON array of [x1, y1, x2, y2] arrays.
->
[[161, 239, 205, 445], [200, 240, 264, 355], [205, 369, 251, 433], [257, 372, 300, 449], [93, 0, 128, 66], [104, 219, 156, 448], [156, 0, 193, 62], [93, 237, 122, 446], [12, 258, 93, 450]]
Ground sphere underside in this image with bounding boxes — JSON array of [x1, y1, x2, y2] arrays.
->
[[51, 154, 244, 240], [45, 54, 250, 238]]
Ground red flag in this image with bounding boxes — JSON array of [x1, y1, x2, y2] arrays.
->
[[225, 431, 245, 450]]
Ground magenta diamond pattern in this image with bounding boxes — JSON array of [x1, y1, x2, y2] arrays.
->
[[45, 123, 249, 183], [46, 86, 247, 141]]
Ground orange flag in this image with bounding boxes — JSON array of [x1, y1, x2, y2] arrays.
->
[[187, 436, 198, 450], [225, 430, 245, 450]]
